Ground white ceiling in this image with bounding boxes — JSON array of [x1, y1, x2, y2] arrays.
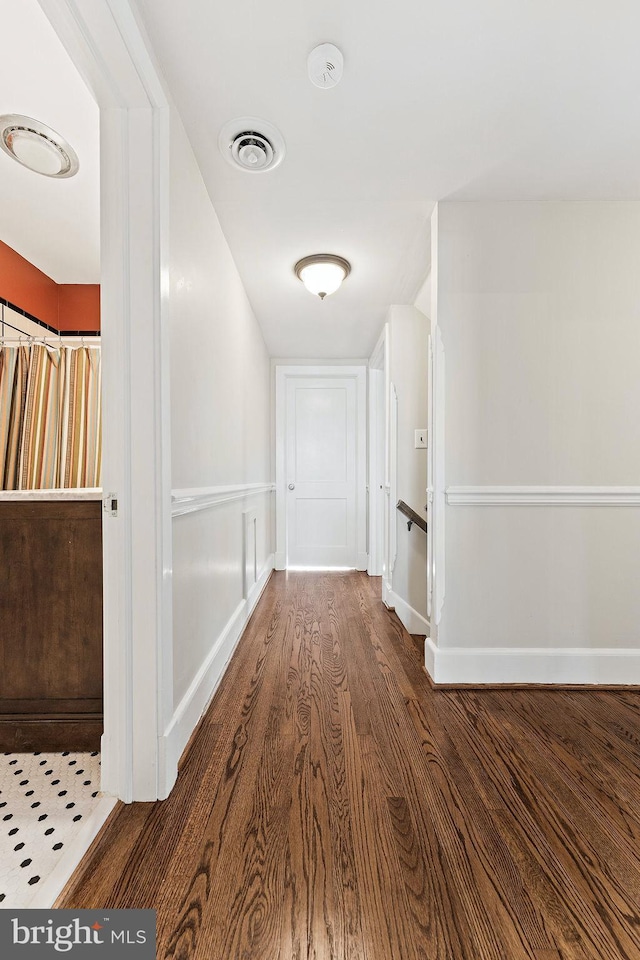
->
[[2, 2, 638, 352], [0, 0, 99, 284], [134, 0, 640, 357]]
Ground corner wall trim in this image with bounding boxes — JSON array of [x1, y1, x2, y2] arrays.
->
[[424, 640, 640, 685], [172, 483, 275, 517], [160, 554, 275, 784], [383, 586, 429, 636], [446, 486, 640, 506]]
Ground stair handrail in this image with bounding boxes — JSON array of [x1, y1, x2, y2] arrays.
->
[[396, 499, 427, 533]]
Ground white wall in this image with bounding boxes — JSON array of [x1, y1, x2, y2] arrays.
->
[[413, 271, 431, 318], [431, 201, 640, 683], [165, 109, 273, 773], [385, 305, 429, 634]]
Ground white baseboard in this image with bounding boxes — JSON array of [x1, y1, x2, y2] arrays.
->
[[382, 578, 392, 607], [424, 640, 640, 685], [424, 634, 436, 679], [275, 551, 367, 572], [160, 554, 275, 795], [383, 585, 429, 636]]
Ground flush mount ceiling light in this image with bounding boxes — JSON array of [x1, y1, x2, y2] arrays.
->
[[219, 117, 285, 173], [0, 114, 79, 178], [294, 254, 351, 300]]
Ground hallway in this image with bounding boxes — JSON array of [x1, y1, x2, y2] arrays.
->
[[59, 572, 640, 959]]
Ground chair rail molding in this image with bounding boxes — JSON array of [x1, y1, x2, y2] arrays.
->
[[172, 483, 275, 517], [446, 486, 640, 506]]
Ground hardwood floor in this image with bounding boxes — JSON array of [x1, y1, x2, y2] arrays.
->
[[59, 571, 640, 960]]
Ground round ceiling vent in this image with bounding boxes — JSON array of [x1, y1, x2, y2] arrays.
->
[[219, 117, 285, 173], [231, 132, 273, 171], [0, 114, 79, 178]]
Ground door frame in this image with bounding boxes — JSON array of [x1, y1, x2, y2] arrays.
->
[[368, 326, 388, 577], [275, 365, 367, 571], [39, 0, 174, 801]]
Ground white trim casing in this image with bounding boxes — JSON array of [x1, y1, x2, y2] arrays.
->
[[368, 326, 387, 578], [275, 365, 368, 571], [446, 486, 640, 506], [367, 369, 385, 577], [382, 488, 393, 603], [160, 554, 275, 779], [425, 639, 640, 685], [429, 324, 445, 629], [39, 0, 174, 803], [388, 383, 398, 577], [426, 332, 433, 621]]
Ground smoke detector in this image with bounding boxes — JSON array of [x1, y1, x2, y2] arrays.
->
[[0, 114, 79, 178], [219, 117, 285, 173], [307, 43, 344, 89]]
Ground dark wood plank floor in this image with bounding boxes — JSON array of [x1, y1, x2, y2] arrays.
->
[[59, 571, 640, 960]]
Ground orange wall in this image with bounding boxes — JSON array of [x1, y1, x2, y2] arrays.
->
[[0, 239, 58, 328], [58, 284, 101, 331], [0, 239, 100, 332]]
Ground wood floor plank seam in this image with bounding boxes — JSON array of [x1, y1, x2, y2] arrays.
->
[[481, 690, 640, 853], [59, 572, 640, 960], [440, 691, 640, 960], [341, 589, 543, 959]]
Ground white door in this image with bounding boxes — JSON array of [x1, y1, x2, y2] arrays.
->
[[285, 376, 358, 567]]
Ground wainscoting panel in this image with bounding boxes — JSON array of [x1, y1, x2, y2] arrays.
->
[[163, 485, 274, 792], [436, 490, 640, 685]]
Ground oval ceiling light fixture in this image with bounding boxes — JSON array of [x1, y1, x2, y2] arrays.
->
[[294, 254, 351, 300], [219, 117, 285, 173], [0, 114, 79, 178], [308, 43, 344, 89]]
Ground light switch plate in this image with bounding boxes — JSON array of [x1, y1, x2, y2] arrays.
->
[[415, 429, 427, 448]]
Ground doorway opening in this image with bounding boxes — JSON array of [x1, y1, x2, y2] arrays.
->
[[275, 365, 367, 572], [0, 0, 175, 905], [0, 0, 108, 908]]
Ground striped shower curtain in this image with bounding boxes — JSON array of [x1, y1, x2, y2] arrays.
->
[[59, 346, 102, 488], [0, 344, 29, 489], [0, 343, 101, 490]]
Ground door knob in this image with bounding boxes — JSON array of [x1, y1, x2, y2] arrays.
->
[[288, 483, 295, 490]]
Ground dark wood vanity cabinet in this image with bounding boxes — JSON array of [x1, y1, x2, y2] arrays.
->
[[0, 499, 103, 751]]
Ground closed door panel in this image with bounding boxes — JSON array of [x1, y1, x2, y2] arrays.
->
[[286, 378, 357, 567]]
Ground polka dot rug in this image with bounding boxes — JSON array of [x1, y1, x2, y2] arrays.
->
[[0, 751, 101, 908]]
